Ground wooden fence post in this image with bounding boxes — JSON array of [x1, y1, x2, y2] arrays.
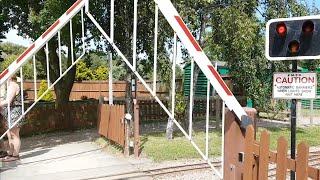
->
[[296, 142, 309, 180], [223, 108, 257, 179], [276, 137, 288, 180], [258, 130, 270, 180]]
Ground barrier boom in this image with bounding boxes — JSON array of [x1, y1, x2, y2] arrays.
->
[[155, 0, 247, 121], [0, 0, 87, 86]]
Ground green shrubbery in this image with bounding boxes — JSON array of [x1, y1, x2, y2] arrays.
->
[[37, 80, 54, 102]]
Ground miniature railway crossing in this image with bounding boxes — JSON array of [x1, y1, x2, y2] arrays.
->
[[102, 150, 320, 179]]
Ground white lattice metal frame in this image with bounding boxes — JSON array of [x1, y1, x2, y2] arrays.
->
[[0, 0, 251, 178]]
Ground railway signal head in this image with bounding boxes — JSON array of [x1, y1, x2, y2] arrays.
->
[[266, 16, 320, 61]]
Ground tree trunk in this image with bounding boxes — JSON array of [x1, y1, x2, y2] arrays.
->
[[46, 41, 75, 109], [166, 117, 174, 139]]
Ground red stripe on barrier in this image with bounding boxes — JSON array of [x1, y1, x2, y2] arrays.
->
[[16, 44, 35, 63], [208, 65, 233, 96], [0, 69, 9, 80], [174, 16, 202, 52], [42, 20, 60, 38], [66, 0, 83, 15]]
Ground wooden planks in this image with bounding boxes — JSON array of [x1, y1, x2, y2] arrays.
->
[[296, 142, 309, 180], [258, 130, 270, 180], [97, 104, 125, 147], [244, 126, 320, 179], [244, 125, 255, 180], [276, 136, 288, 180]]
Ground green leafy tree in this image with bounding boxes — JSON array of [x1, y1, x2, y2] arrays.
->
[[0, 43, 46, 80], [4, 0, 172, 112]]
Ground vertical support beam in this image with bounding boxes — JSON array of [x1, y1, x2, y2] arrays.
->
[[20, 68, 24, 114], [85, 0, 89, 13], [171, 33, 177, 115], [58, 31, 62, 76], [153, 4, 159, 94], [33, 55, 37, 101], [70, 19, 74, 64], [205, 80, 210, 159], [133, 0, 138, 71], [189, 59, 194, 138], [221, 101, 225, 177], [6, 80, 11, 129], [124, 116, 130, 157], [310, 99, 314, 125], [134, 99, 140, 157], [291, 60, 298, 180], [109, 0, 114, 105], [81, 7, 85, 54], [45, 43, 50, 87]]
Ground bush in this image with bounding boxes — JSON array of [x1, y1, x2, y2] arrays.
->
[[37, 80, 54, 101]]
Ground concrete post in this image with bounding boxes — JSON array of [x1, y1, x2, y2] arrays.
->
[[133, 99, 140, 157], [223, 108, 257, 179]]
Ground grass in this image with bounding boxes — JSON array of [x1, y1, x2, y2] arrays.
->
[[140, 131, 222, 162], [140, 126, 320, 162], [94, 125, 320, 162], [301, 109, 320, 116], [257, 126, 320, 150]]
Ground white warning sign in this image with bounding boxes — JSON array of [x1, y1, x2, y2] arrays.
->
[[273, 73, 317, 99]]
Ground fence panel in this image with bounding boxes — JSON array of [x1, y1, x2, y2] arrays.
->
[[244, 125, 320, 179], [98, 104, 125, 147]]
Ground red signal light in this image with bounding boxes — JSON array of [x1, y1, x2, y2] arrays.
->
[[288, 40, 300, 54], [302, 20, 314, 34], [276, 22, 287, 37]]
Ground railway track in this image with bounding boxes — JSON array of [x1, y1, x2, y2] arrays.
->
[[105, 150, 320, 179]]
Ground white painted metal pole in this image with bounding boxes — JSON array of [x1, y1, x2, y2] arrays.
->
[[189, 59, 194, 139], [7, 80, 10, 129], [45, 43, 50, 87], [109, 0, 114, 105], [133, 0, 138, 71], [205, 79, 210, 159], [20, 68, 24, 114], [310, 99, 314, 124], [70, 19, 74, 64], [214, 61, 218, 95], [153, 5, 159, 94], [86, 13, 222, 178], [33, 55, 37, 101], [81, 8, 85, 54], [58, 31, 62, 76], [221, 100, 226, 178], [171, 33, 177, 115]]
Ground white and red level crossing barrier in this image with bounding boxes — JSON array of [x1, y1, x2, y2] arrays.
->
[[0, 0, 87, 86], [155, 0, 247, 121]]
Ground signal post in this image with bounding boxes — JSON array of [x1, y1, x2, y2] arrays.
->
[[266, 16, 319, 180]]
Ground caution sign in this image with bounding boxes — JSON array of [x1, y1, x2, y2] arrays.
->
[[273, 73, 317, 99]]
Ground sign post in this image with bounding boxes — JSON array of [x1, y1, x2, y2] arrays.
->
[[272, 68, 317, 180], [290, 60, 297, 180], [266, 16, 320, 180]]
